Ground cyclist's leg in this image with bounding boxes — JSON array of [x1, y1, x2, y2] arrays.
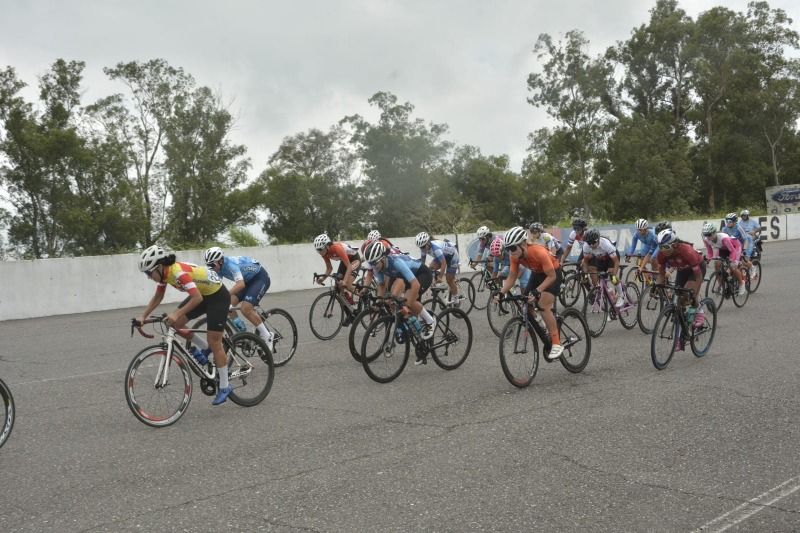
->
[[205, 287, 232, 403], [177, 296, 209, 348], [528, 269, 563, 353], [241, 270, 270, 332]]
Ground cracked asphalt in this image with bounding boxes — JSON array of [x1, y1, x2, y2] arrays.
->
[[1, 240, 799, 532]]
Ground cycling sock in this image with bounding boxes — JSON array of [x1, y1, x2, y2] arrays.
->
[[256, 323, 269, 338], [192, 335, 208, 350], [419, 309, 434, 324], [219, 366, 229, 389], [550, 330, 561, 346]]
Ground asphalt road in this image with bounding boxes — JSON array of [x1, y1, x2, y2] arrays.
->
[[1, 240, 799, 532]]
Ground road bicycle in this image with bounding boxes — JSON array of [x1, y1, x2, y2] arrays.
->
[[309, 272, 365, 340], [637, 279, 674, 335], [746, 237, 763, 293], [468, 260, 500, 311], [558, 262, 589, 310], [360, 295, 473, 383], [0, 378, 14, 449], [190, 305, 298, 367], [497, 294, 591, 388], [127, 316, 274, 427], [650, 285, 717, 370], [582, 268, 641, 337], [347, 281, 391, 362], [704, 257, 750, 310]]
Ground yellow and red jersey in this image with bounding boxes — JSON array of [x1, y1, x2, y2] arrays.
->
[[156, 262, 223, 296]]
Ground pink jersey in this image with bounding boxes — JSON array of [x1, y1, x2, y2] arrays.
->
[[703, 233, 741, 262]]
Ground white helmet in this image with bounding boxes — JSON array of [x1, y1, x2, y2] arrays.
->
[[740, 209, 750, 217], [504, 226, 527, 247], [657, 229, 678, 246], [415, 231, 430, 248], [476, 226, 491, 239], [204, 246, 224, 264], [363, 240, 387, 263], [313, 233, 331, 250], [138, 245, 166, 272], [702, 222, 717, 235], [367, 230, 381, 241], [635, 218, 649, 230]]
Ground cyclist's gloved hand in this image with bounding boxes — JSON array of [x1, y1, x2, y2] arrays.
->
[[611, 274, 618, 285]]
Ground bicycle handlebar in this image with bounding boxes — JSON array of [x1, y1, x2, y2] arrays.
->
[[131, 315, 192, 338]]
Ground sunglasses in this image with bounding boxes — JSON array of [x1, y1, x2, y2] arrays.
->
[[506, 245, 519, 252], [658, 244, 674, 251], [702, 232, 713, 237], [573, 226, 583, 232]]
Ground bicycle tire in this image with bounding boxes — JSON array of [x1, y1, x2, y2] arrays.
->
[[584, 287, 608, 338], [430, 308, 473, 370], [0, 378, 15, 449], [348, 307, 385, 362], [470, 271, 491, 311], [623, 262, 640, 286], [456, 277, 476, 315], [559, 272, 584, 309], [558, 308, 591, 373], [498, 317, 539, 388], [651, 305, 679, 370], [125, 346, 192, 428], [487, 295, 518, 337], [637, 291, 664, 334], [226, 332, 274, 407], [186, 316, 235, 352], [618, 282, 640, 330], [704, 272, 725, 311], [260, 308, 298, 367], [690, 299, 717, 357], [747, 260, 762, 293], [309, 291, 346, 340], [732, 270, 749, 308], [361, 315, 410, 383]]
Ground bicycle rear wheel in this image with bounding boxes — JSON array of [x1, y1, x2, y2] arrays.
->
[[691, 299, 717, 357], [747, 260, 762, 293], [186, 316, 234, 351], [651, 306, 679, 370], [499, 317, 539, 388], [618, 282, 640, 330], [125, 346, 192, 428], [260, 308, 298, 367], [361, 316, 410, 383], [637, 291, 664, 334], [584, 287, 608, 338], [558, 308, 591, 373], [487, 296, 518, 337], [456, 277, 476, 315], [0, 378, 15, 449], [471, 272, 491, 310], [705, 272, 724, 311], [226, 332, 274, 407], [430, 308, 473, 370], [559, 272, 584, 309], [309, 292, 346, 340]]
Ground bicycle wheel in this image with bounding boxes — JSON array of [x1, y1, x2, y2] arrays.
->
[[558, 308, 591, 373], [260, 308, 298, 367], [732, 272, 749, 308], [618, 282, 640, 330], [623, 263, 639, 286], [690, 299, 717, 357], [637, 291, 664, 334], [456, 277, 476, 315], [125, 346, 192, 428], [430, 308, 473, 370], [0, 378, 15, 449], [584, 287, 608, 338], [487, 295, 519, 337], [185, 316, 234, 351], [747, 260, 762, 293], [705, 272, 724, 311], [651, 305, 679, 370], [226, 332, 274, 407], [559, 272, 584, 309], [361, 316, 410, 383], [471, 272, 490, 310], [348, 307, 383, 362], [309, 291, 346, 340], [499, 317, 539, 388]]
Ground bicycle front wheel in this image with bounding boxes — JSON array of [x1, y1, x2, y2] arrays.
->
[[584, 287, 608, 338], [558, 308, 591, 373], [125, 346, 192, 428], [618, 282, 640, 330], [430, 308, 473, 370], [747, 260, 762, 293], [456, 277, 476, 315], [651, 305, 679, 370], [349, 307, 383, 362], [499, 317, 539, 388], [732, 273, 749, 308], [705, 272, 724, 311], [226, 332, 274, 407], [361, 316, 410, 383], [309, 292, 346, 340], [0, 378, 15, 449], [487, 296, 518, 337], [637, 291, 664, 334], [471, 272, 490, 310], [559, 272, 583, 309], [691, 299, 717, 357], [260, 308, 298, 367]]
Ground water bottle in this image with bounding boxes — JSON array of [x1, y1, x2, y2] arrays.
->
[[395, 326, 406, 344], [533, 311, 545, 329], [232, 317, 247, 332], [686, 306, 696, 324], [408, 316, 423, 333]]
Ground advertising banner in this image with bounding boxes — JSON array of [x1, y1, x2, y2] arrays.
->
[[766, 184, 800, 214]]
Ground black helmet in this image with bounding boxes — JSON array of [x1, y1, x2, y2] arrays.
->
[[572, 218, 587, 229], [654, 221, 672, 234], [584, 228, 600, 244]]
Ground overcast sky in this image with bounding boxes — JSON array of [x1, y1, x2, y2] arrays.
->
[[1, 0, 798, 178]]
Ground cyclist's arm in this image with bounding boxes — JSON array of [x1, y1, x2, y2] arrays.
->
[[138, 289, 166, 323], [227, 264, 246, 295], [499, 260, 521, 296], [626, 233, 640, 258], [166, 289, 202, 325]]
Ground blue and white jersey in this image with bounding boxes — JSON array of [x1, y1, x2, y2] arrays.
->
[[492, 251, 511, 272], [373, 254, 422, 285], [739, 218, 761, 236], [421, 239, 459, 264], [721, 225, 751, 248], [219, 256, 264, 284], [626, 229, 658, 257]]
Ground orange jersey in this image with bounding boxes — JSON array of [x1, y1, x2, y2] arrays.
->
[[322, 242, 358, 267], [156, 262, 223, 296], [510, 244, 560, 274]]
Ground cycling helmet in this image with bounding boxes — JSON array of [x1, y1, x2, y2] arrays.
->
[[740, 209, 750, 217], [702, 222, 717, 235], [204, 246, 224, 264], [635, 218, 649, 230], [584, 228, 600, 244], [489, 236, 504, 257], [414, 231, 430, 248], [367, 229, 381, 241], [313, 233, 331, 250], [529, 222, 543, 233], [654, 221, 672, 234], [138, 245, 166, 272], [572, 218, 587, 229], [657, 229, 678, 246], [363, 240, 387, 263], [725, 212, 738, 223], [476, 226, 491, 239], [504, 226, 527, 247]]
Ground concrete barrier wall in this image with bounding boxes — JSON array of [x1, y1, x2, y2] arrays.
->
[[2, 215, 797, 321]]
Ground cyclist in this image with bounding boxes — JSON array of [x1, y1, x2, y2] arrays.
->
[[739, 209, 762, 263], [721, 213, 754, 277], [581, 228, 628, 308], [625, 219, 658, 275], [527, 222, 561, 256], [488, 235, 531, 293], [561, 217, 588, 263], [494, 226, 564, 360], [135, 245, 233, 406], [363, 240, 437, 363], [652, 229, 707, 330], [313, 233, 360, 298], [469, 225, 495, 273], [702, 222, 746, 296], [416, 231, 461, 306], [204, 247, 274, 351]]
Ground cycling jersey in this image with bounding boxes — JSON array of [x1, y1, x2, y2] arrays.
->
[[495, 251, 531, 289], [509, 244, 560, 275], [722, 224, 753, 257], [656, 243, 702, 273], [739, 218, 761, 236], [218, 256, 265, 284], [373, 254, 423, 285], [529, 232, 561, 252], [564, 229, 586, 248], [360, 239, 402, 271], [322, 242, 358, 266], [157, 262, 222, 296], [626, 229, 658, 258], [703, 233, 742, 262], [421, 239, 458, 263], [581, 237, 618, 259]]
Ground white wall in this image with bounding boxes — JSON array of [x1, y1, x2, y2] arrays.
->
[[1, 216, 796, 321]]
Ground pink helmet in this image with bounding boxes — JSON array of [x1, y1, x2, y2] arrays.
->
[[489, 235, 504, 257]]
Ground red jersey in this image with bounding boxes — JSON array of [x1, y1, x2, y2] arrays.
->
[[657, 243, 702, 273]]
